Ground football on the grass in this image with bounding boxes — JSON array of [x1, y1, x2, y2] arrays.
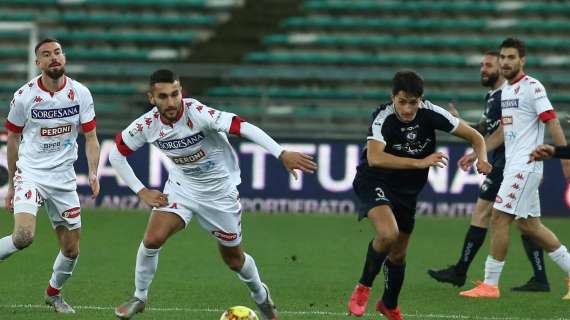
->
[[219, 306, 259, 320]]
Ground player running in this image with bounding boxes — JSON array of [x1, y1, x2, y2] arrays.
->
[[428, 52, 549, 292], [460, 38, 570, 300], [111, 69, 317, 320], [347, 70, 491, 320], [0, 38, 100, 313]]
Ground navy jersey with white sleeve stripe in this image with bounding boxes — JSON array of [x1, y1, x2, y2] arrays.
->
[[357, 100, 459, 195]]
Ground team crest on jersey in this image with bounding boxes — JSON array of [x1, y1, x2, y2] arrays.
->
[[41, 124, 72, 137], [405, 130, 417, 142], [501, 99, 518, 109], [32, 105, 79, 119], [67, 89, 75, 101]]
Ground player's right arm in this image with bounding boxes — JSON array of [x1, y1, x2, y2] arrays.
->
[[108, 117, 168, 208], [367, 140, 448, 169], [4, 93, 26, 211]]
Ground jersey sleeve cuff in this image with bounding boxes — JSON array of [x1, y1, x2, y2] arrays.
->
[[229, 115, 245, 136], [5, 120, 23, 133], [539, 110, 557, 123], [81, 118, 97, 132], [115, 132, 134, 156]]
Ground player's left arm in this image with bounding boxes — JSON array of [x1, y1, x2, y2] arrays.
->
[[544, 116, 570, 181], [238, 121, 317, 179], [79, 87, 100, 198], [195, 102, 317, 179], [84, 128, 100, 198], [532, 80, 570, 180]]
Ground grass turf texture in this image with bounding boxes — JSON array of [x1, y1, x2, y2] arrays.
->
[[0, 209, 569, 319]]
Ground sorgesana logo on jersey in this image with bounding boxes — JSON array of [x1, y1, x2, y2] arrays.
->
[[156, 132, 205, 150], [32, 105, 79, 119], [501, 99, 519, 109]]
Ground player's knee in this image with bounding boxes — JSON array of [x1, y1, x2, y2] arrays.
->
[[222, 253, 244, 271], [389, 254, 407, 265], [376, 231, 399, 249], [143, 232, 167, 249], [61, 247, 79, 259], [12, 229, 34, 249]]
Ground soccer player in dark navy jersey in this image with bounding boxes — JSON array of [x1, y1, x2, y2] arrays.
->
[[347, 70, 492, 320], [428, 52, 550, 292]]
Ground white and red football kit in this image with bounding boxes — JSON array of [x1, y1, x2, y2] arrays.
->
[[110, 98, 284, 246], [494, 74, 556, 218], [5, 76, 96, 229]]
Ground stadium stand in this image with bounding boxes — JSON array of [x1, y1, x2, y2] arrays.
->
[[0, 0, 244, 132], [0, 0, 569, 139]]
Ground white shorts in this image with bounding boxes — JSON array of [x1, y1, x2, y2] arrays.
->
[[154, 179, 242, 247], [13, 170, 81, 230], [493, 171, 541, 219]]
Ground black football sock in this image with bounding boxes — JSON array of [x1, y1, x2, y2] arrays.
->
[[359, 240, 388, 287], [521, 235, 548, 283], [381, 259, 406, 309], [455, 225, 487, 275]]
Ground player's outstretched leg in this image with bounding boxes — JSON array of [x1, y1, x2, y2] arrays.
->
[[0, 235, 20, 261], [547, 245, 570, 300], [0, 213, 37, 261], [428, 225, 486, 287], [348, 240, 387, 317], [115, 241, 159, 319], [45, 250, 79, 313], [376, 259, 405, 320], [220, 244, 278, 320], [511, 235, 550, 292]]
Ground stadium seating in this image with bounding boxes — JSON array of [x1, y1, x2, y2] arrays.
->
[[205, 0, 570, 137], [0, 0, 243, 132], [1, 0, 569, 139]]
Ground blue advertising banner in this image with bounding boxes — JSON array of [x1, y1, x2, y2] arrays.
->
[[68, 135, 570, 216]]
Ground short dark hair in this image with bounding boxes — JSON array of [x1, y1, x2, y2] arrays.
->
[[484, 51, 499, 58], [499, 37, 526, 58], [149, 69, 179, 86], [392, 70, 423, 97], [34, 38, 60, 55]]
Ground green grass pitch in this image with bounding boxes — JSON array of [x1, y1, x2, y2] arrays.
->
[[0, 209, 569, 319]]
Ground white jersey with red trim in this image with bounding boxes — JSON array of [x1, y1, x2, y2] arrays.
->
[[117, 98, 241, 198], [500, 74, 553, 174], [5, 75, 96, 180]]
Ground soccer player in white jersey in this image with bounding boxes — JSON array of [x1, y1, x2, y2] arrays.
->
[[460, 38, 570, 300], [0, 38, 100, 313], [112, 69, 317, 320]]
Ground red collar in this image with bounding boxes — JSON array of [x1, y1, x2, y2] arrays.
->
[[509, 73, 526, 85], [159, 99, 184, 126], [38, 76, 67, 96]]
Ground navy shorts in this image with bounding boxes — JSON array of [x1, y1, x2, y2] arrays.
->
[[478, 166, 504, 202], [353, 176, 417, 234]]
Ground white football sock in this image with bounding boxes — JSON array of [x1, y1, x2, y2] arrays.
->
[[49, 251, 78, 290], [237, 253, 265, 304], [134, 242, 161, 302], [484, 255, 505, 286], [0, 235, 18, 260], [548, 245, 570, 277]]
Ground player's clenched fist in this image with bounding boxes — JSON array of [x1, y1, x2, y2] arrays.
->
[[528, 144, 555, 162], [137, 188, 169, 208], [420, 152, 448, 168], [475, 159, 492, 175], [457, 152, 477, 171], [279, 150, 318, 180]]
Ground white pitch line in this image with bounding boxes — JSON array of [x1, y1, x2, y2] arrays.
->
[[0, 304, 568, 320]]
